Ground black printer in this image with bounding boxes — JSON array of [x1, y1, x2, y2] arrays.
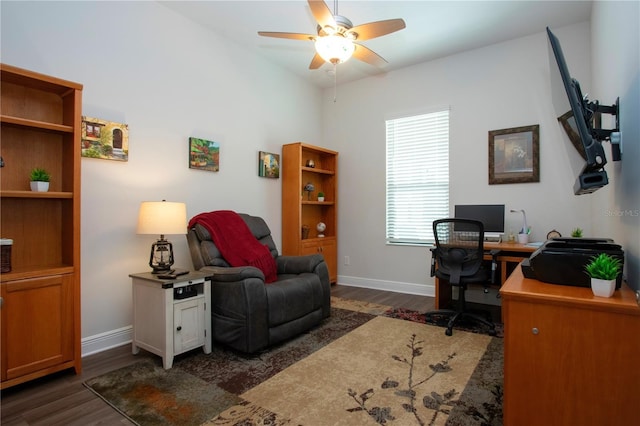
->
[[521, 238, 624, 288]]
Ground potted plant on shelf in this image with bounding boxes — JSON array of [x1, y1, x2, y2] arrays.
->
[[317, 192, 325, 202], [584, 253, 622, 297], [571, 227, 583, 238], [29, 167, 50, 192]]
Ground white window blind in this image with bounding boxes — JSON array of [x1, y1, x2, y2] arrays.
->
[[386, 109, 450, 244]]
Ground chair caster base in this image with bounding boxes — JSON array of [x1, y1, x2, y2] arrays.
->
[[488, 329, 497, 337], [445, 328, 453, 336]]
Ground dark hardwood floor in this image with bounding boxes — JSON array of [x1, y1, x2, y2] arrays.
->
[[0, 285, 434, 425]]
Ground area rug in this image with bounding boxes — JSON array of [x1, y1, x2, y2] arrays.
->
[[85, 299, 503, 426], [209, 316, 502, 426], [85, 305, 375, 425]]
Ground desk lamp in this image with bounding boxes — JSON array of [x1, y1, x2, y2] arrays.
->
[[137, 200, 187, 273], [510, 209, 528, 234]]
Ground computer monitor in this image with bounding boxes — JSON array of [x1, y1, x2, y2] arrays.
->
[[454, 204, 505, 240]]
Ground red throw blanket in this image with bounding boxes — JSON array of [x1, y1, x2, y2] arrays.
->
[[189, 210, 277, 283]]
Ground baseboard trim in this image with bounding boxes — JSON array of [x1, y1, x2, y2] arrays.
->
[[337, 275, 435, 297], [82, 326, 132, 357]]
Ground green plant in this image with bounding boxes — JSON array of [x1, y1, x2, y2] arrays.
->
[[318, 192, 325, 197], [571, 227, 583, 238], [30, 167, 50, 182], [584, 253, 622, 280]]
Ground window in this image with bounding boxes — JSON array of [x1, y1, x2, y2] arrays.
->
[[386, 109, 450, 244]]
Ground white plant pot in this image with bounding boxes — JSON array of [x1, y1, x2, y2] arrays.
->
[[591, 278, 615, 297], [317, 197, 325, 202], [30, 181, 50, 192]]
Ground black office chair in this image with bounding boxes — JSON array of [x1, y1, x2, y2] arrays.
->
[[426, 218, 498, 336]]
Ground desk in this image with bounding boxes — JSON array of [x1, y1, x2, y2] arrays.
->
[[434, 241, 537, 309], [501, 266, 640, 425]]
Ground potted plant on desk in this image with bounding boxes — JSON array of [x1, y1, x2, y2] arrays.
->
[[584, 253, 622, 297]]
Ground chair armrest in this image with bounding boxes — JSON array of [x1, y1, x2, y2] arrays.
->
[[200, 265, 269, 352], [200, 265, 264, 282], [430, 247, 437, 277], [276, 254, 324, 275]]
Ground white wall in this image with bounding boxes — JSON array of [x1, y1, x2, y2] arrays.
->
[[1, 1, 323, 353], [325, 22, 601, 294], [591, 1, 640, 291]]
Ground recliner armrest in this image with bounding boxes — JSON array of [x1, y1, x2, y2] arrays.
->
[[199, 265, 264, 282], [276, 254, 324, 275]]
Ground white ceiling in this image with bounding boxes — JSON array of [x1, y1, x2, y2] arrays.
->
[[160, 0, 592, 88]]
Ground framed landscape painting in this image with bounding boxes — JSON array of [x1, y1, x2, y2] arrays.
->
[[81, 116, 129, 161], [258, 151, 280, 178], [189, 137, 220, 172]]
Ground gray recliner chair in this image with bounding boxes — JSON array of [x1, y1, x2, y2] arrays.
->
[[186, 213, 331, 353]]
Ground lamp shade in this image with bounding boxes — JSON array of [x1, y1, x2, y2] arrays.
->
[[137, 201, 187, 235], [315, 35, 355, 64]]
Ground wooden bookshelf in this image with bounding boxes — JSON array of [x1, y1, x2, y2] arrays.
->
[[0, 63, 83, 389]]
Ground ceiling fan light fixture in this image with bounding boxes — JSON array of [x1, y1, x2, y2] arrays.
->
[[315, 35, 355, 64]]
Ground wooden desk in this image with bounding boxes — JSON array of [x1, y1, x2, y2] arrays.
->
[[434, 241, 537, 309], [501, 266, 640, 425]]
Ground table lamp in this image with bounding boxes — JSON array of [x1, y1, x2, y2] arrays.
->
[[137, 200, 187, 273]]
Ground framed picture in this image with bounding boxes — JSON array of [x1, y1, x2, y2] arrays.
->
[[81, 116, 129, 161], [558, 111, 587, 160], [189, 137, 220, 172], [488, 124, 539, 184], [258, 151, 280, 178]]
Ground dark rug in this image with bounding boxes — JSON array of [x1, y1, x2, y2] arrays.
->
[[383, 307, 504, 338], [84, 300, 503, 426]]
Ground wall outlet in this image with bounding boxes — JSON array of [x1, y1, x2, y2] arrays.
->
[[344, 256, 350, 265]]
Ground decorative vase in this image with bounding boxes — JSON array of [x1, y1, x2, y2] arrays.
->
[[591, 278, 615, 297], [30, 181, 49, 192]]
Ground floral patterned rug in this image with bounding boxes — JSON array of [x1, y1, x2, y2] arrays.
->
[[84, 298, 503, 426]]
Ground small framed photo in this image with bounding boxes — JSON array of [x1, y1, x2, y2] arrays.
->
[[488, 124, 539, 184], [258, 151, 280, 178], [189, 137, 219, 172]]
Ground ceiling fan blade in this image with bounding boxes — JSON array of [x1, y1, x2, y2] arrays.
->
[[309, 53, 325, 69], [258, 31, 315, 41], [353, 43, 388, 67], [308, 0, 336, 29], [349, 19, 406, 41]]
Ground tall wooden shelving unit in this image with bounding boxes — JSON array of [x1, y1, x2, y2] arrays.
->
[[0, 64, 83, 389], [282, 142, 338, 284]]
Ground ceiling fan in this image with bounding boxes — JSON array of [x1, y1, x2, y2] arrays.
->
[[258, 0, 406, 69]]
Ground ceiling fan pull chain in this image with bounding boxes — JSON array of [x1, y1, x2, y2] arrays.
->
[[333, 63, 338, 103]]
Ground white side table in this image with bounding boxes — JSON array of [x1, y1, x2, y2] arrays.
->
[[129, 271, 212, 369]]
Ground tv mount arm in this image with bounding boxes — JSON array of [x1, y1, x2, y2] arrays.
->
[[585, 97, 621, 161]]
